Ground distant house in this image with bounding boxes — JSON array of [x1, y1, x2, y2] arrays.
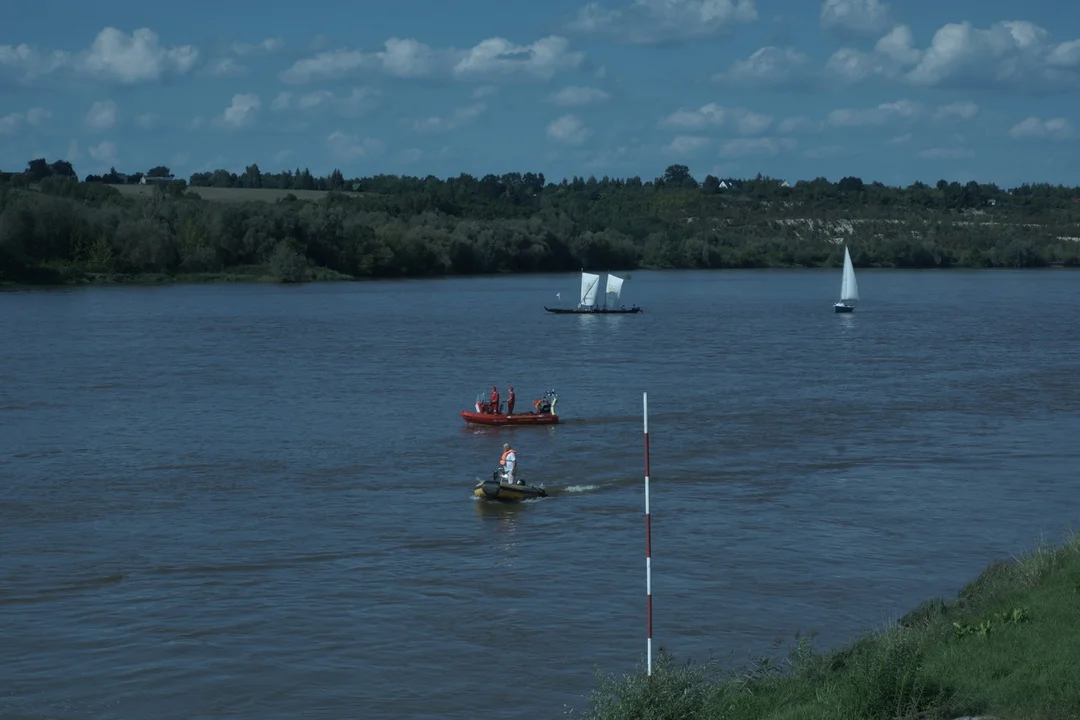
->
[[778, 180, 791, 188], [140, 175, 176, 184], [717, 180, 730, 189]]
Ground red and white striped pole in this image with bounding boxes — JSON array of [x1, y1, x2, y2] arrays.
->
[[643, 391, 653, 677]]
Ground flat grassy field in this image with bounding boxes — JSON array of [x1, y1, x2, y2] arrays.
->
[[574, 534, 1080, 720], [107, 185, 367, 203]]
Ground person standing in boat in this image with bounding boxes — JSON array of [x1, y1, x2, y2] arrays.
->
[[489, 386, 500, 414], [500, 443, 518, 484], [506, 386, 515, 415]]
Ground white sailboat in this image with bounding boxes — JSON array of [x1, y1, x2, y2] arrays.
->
[[579, 271, 601, 309], [544, 270, 643, 314], [834, 245, 859, 313], [605, 273, 625, 308]]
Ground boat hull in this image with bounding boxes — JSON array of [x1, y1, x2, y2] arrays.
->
[[544, 306, 642, 314], [833, 302, 854, 313], [460, 410, 559, 426], [474, 480, 548, 502]]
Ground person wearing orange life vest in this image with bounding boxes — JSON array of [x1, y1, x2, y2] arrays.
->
[[506, 386, 515, 415], [499, 443, 518, 484], [489, 385, 500, 414]]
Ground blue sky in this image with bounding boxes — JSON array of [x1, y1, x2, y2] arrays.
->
[[2, 0, 1079, 187]]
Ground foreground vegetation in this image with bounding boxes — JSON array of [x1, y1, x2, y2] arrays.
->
[[573, 534, 1080, 719], [2, 157, 1080, 286]]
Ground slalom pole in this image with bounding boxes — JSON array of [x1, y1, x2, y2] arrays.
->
[[643, 391, 653, 678]]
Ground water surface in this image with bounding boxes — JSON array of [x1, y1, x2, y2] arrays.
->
[[2, 268, 1078, 718]]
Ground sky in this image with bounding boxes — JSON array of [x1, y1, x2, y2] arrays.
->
[[1, 0, 1079, 187]]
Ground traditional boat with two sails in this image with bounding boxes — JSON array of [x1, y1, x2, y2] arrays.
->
[[545, 271, 642, 314]]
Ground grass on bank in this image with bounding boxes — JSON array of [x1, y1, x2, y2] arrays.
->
[[572, 534, 1080, 720]]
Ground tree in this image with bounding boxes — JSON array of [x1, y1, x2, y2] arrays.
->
[[663, 164, 694, 187], [25, 158, 51, 183], [146, 166, 172, 178], [49, 160, 77, 180]]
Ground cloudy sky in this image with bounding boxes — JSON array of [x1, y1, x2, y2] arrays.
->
[[1, 0, 1078, 187]]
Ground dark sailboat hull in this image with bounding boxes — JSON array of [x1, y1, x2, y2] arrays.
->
[[544, 306, 642, 314]]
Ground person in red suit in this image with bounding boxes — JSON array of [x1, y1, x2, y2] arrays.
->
[[489, 386, 500, 414], [506, 386, 515, 415]]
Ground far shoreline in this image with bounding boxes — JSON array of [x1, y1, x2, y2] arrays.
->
[[2, 262, 1076, 292]]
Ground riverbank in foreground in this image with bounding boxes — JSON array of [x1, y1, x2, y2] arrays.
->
[[573, 534, 1080, 719]]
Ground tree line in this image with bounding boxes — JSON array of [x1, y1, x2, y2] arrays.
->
[[2, 157, 1079, 285]]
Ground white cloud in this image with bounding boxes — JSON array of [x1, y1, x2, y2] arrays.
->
[[662, 103, 724, 129], [547, 114, 590, 145], [25, 107, 50, 125], [218, 93, 260, 128], [663, 135, 712, 154], [326, 131, 382, 160], [584, 145, 629, 170], [0, 27, 197, 85], [660, 103, 773, 135], [567, 0, 757, 44], [1009, 116, 1073, 140], [820, 0, 891, 37], [826, 20, 1080, 91], [135, 112, 159, 129], [549, 85, 609, 106], [472, 85, 497, 99], [777, 116, 812, 134], [0, 113, 20, 135], [824, 25, 919, 83], [271, 92, 293, 111], [205, 57, 246, 77], [918, 147, 975, 159], [280, 35, 582, 84], [934, 101, 979, 120], [719, 137, 796, 157], [87, 140, 118, 164], [803, 145, 844, 159], [413, 103, 487, 133], [84, 100, 117, 132], [78, 27, 198, 83], [296, 91, 332, 110], [0, 43, 69, 84], [401, 148, 423, 164], [230, 38, 285, 56], [0, 107, 50, 134], [826, 99, 921, 127], [271, 87, 379, 118], [735, 110, 772, 135], [714, 46, 811, 86]]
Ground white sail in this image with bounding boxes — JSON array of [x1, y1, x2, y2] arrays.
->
[[605, 274, 624, 305], [840, 246, 859, 302], [580, 271, 600, 307]]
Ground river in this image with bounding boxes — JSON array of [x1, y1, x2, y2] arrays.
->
[[2, 268, 1078, 719]]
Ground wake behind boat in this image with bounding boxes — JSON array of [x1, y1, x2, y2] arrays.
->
[[545, 271, 642, 314]]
